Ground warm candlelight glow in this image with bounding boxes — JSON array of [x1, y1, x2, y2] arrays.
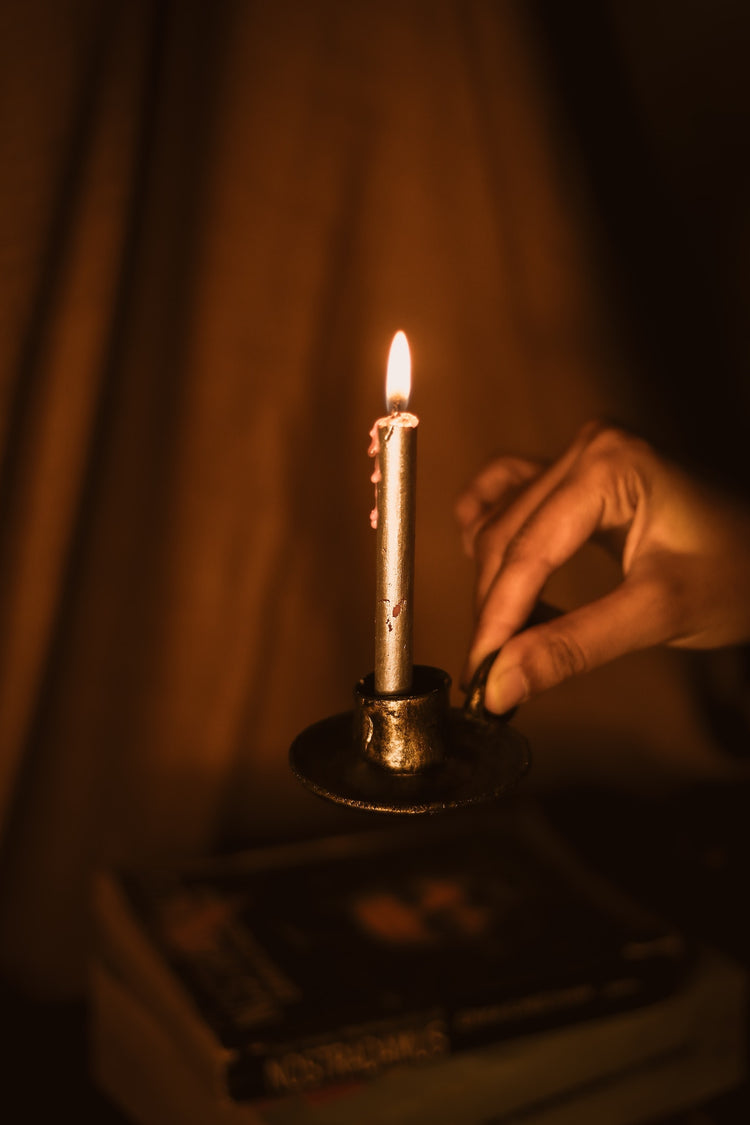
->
[[386, 330, 411, 413]]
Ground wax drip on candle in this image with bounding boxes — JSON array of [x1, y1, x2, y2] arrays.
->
[[369, 416, 415, 528], [368, 421, 381, 529]]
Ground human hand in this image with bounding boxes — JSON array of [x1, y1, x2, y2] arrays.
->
[[456, 421, 750, 714]]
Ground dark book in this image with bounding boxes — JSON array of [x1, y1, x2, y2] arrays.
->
[[93, 800, 696, 1107]]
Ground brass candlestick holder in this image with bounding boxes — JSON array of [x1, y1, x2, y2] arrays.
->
[[289, 651, 530, 815]]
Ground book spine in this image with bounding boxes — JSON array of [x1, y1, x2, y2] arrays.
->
[[229, 1012, 450, 1100], [226, 959, 685, 1101], [449, 960, 685, 1052]]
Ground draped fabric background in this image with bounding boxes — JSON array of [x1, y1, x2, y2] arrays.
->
[[0, 0, 748, 997]]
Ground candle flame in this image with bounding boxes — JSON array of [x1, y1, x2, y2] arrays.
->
[[386, 331, 411, 413]]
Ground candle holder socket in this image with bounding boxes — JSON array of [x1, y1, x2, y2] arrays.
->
[[289, 656, 530, 814]]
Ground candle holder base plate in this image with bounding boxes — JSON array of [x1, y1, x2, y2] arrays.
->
[[289, 707, 530, 815]]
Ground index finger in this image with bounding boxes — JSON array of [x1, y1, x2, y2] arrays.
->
[[466, 468, 617, 676], [454, 456, 542, 556]]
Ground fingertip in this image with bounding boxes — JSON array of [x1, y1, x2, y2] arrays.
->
[[484, 664, 529, 715]]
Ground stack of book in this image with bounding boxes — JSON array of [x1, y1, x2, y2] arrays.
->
[[91, 800, 747, 1124]]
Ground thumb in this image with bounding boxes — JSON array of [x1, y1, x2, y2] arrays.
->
[[482, 578, 672, 713]]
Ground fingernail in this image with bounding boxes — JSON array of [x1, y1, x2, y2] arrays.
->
[[485, 665, 529, 715]]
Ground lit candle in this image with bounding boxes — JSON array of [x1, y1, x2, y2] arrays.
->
[[368, 331, 418, 694]]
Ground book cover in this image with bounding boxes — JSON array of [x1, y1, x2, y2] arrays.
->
[[91, 947, 748, 1125], [94, 801, 691, 1103]]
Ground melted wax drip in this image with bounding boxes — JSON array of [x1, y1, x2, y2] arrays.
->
[[368, 420, 382, 529]]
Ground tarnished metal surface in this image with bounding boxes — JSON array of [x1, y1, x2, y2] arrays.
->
[[289, 658, 530, 814], [355, 666, 449, 772]]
